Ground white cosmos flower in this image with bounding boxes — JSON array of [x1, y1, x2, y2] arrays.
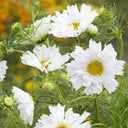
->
[[12, 86, 34, 126], [49, 3, 99, 37], [21, 45, 70, 73], [21, 15, 51, 44], [35, 104, 91, 128], [0, 60, 8, 81], [66, 39, 125, 95]]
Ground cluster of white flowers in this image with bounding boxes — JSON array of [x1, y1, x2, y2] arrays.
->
[[20, 3, 98, 44], [2, 3, 125, 127]]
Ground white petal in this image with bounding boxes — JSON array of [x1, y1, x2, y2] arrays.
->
[[12, 86, 34, 125]]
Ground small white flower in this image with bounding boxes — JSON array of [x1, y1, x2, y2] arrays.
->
[[66, 39, 125, 95], [21, 15, 51, 44], [35, 104, 91, 128], [12, 86, 34, 125], [86, 24, 98, 35], [0, 60, 8, 81], [21, 45, 70, 73], [49, 3, 99, 37]]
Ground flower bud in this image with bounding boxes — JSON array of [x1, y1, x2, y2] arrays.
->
[[86, 24, 98, 35], [11, 22, 22, 32], [4, 97, 14, 107], [60, 73, 70, 81], [42, 82, 54, 92]]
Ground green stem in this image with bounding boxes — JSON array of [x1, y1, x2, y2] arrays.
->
[[77, 36, 82, 46], [7, 48, 28, 54], [56, 85, 65, 104], [45, 37, 50, 47], [118, 34, 123, 60], [92, 123, 107, 127], [68, 95, 94, 104], [95, 96, 100, 122]]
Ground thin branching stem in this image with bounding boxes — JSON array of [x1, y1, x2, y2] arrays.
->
[[92, 123, 107, 127], [118, 33, 123, 60]]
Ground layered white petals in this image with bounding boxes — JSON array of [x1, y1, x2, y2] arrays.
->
[[21, 15, 51, 44], [12, 86, 34, 125], [21, 45, 70, 73], [49, 3, 99, 37], [0, 60, 8, 81], [35, 104, 91, 128], [66, 39, 125, 95]]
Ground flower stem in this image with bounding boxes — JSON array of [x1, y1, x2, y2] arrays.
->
[[77, 36, 82, 46], [56, 85, 65, 104], [118, 34, 123, 60], [7, 48, 28, 54], [95, 95, 100, 122], [92, 123, 107, 127]]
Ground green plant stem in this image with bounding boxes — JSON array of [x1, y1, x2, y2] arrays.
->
[[95, 95, 100, 122], [68, 95, 94, 104], [77, 36, 82, 46], [56, 85, 65, 104], [8, 48, 28, 54], [118, 34, 123, 60], [92, 123, 107, 127]]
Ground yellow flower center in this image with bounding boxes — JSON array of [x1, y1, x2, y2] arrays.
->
[[70, 22, 80, 30], [40, 60, 51, 68], [87, 60, 104, 76], [57, 125, 68, 128]]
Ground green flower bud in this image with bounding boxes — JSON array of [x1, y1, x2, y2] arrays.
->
[[60, 73, 70, 81], [98, 7, 106, 15], [86, 24, 98, 35], [42, 82, 54, 92], [11, 22, 22, 32], [4, 97, 14, 107]]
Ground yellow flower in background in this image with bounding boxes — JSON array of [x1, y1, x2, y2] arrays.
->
[[17, 63, 27, 69], [25, 80, 37, 91], [13, 75, 22, 83]]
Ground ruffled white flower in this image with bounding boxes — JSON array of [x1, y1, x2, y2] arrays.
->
[[12, 86, 34, 125], [0, 60, 8, 81], [66, 39, 125, 95], [35, 104, 91, 128], [49, 3, 99, 37], [21, 45, 70, 73], [21, 15, 51, 44]]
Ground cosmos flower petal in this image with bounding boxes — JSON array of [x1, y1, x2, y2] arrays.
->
[[0, 60, 8, 81], [12, 86, 34, 125], [21, 51, 42, 71]]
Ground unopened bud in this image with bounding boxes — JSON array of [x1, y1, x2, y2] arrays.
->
[[42, 82, 54, 92], [86, 24, 98, 35], [11, 22, 22, 32], [4, 97, 14, 107], [60, 73, 70, 81]]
